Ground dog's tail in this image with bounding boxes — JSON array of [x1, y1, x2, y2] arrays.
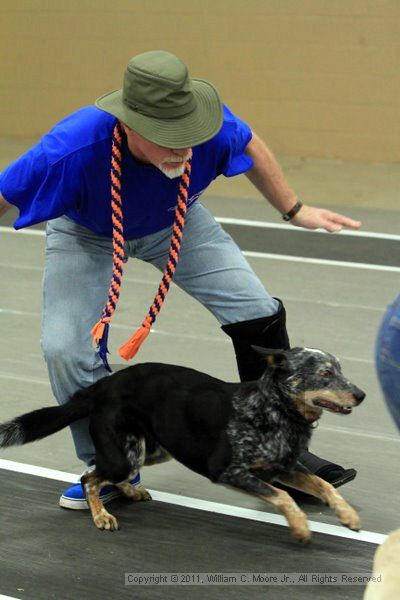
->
[[0, 389, 93, 449]]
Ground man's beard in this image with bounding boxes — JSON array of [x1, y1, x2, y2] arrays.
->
[[158, 149, 192, 179]]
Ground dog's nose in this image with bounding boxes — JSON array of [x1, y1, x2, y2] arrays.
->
[[353, 389, 366, 404]]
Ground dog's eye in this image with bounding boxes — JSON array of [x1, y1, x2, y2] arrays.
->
[[320, 370, 333, 377]]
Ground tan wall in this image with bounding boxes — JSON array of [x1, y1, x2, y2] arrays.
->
[[1, 0, 399, 162]]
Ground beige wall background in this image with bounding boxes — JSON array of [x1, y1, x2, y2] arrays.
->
[[0, 0, 399, 163]]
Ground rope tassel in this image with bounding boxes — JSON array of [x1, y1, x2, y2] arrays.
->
[[91, 320, 112, 372], [119, 320, 151, 361]]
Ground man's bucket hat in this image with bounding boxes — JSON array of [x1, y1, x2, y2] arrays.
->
[[95, 50, 223, 148]]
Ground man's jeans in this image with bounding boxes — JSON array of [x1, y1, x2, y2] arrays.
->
[[375, 293, 400, 430], [41, 202, 278, 465]]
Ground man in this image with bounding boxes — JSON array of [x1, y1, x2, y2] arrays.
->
[[0, 50, 361, 509]]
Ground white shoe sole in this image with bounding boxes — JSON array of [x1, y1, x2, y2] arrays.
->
[[59, 489, 122, 510], [59, 478, 142, 510]]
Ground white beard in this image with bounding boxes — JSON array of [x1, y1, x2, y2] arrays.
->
[[157, 163, 187, 179], [158, 149, 192, 179]]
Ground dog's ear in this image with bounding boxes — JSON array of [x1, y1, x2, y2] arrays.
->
[[251, 346, 290, 371]]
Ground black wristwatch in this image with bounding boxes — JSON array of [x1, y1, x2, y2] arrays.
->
[[282, 200, 303, 221]]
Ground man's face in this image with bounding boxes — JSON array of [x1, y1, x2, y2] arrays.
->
[[122, 124, 192, 179]]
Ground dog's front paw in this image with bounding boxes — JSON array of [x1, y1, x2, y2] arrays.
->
[[93, 511, 119, 531], [292, 523, 312, 544], [136, 487, 152, 502], [339, 507, 361, 532]]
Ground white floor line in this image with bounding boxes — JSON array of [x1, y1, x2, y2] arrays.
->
[[3, 220, 400, 242], [215, 217, 400, 241], [2, 224, 399, 272], [0, 459, 387, 546], [243, 251, 400, 273], [0, 459, 77, 484], [0, 595, 20, 600]]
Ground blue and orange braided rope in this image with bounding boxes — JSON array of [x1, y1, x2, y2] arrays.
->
[[119, 159, 192, 361], [91, 121, 192, 371], [91, 122, 125, 372]]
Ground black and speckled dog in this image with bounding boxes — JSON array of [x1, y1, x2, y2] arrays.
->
[[0, 347, 365, 542]]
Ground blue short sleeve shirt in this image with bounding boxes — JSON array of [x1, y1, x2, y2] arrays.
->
[[0, 104, 253, 239]]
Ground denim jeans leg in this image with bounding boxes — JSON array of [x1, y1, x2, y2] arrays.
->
[[41, 216, 115, 465], [375, 293, 400, 430], [136, 202, 279, 325]]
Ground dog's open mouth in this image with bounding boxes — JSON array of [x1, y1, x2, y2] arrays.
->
[[313, 399, 352, 415]]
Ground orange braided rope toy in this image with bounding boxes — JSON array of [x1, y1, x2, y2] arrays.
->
[[91, 122, 192, 372]]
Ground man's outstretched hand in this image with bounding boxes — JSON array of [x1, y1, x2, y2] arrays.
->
[[291, 205, 361, 233]]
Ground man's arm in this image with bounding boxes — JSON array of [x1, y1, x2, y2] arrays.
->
[[0, 193, 12, 219], [245, 132, 361, 232]]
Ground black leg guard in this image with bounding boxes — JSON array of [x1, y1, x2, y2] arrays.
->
[[221, 298, 290, 382], [297, 452, 357, 488], [221, 299, 357, 489]]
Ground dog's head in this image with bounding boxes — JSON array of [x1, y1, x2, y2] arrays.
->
[[253, 346, 365, 421]]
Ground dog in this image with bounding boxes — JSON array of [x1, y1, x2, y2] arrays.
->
[[0, 346, 365, 543]]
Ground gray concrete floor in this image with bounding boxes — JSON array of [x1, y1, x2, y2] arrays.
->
[[0, 471, 377, 600], [1, 206, 398, 530], [1, 144, 399, 597]]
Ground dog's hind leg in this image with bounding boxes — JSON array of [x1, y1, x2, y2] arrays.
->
[[84, 427, 147, 529], [115, 439, 171, 502], [277, 472, 360, 531], [144, 440, 172, 466], [115, 440, 172, 503], [81, 470, 119, 531], [114, 438, 172, 502], [115, 435, 152, 503], [115, 481, 152, 502]]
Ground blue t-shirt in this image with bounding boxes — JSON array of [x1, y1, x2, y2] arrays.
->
[[0, 105, 253, 239]]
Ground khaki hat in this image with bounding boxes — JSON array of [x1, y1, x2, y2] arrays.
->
[[95, 50, 223, 149]]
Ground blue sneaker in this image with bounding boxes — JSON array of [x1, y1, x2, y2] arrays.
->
[[59, 471, 141, 510]]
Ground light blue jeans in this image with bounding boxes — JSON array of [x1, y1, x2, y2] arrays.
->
[[375, 293, 400, 431], [41, 202, 278, 465]]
